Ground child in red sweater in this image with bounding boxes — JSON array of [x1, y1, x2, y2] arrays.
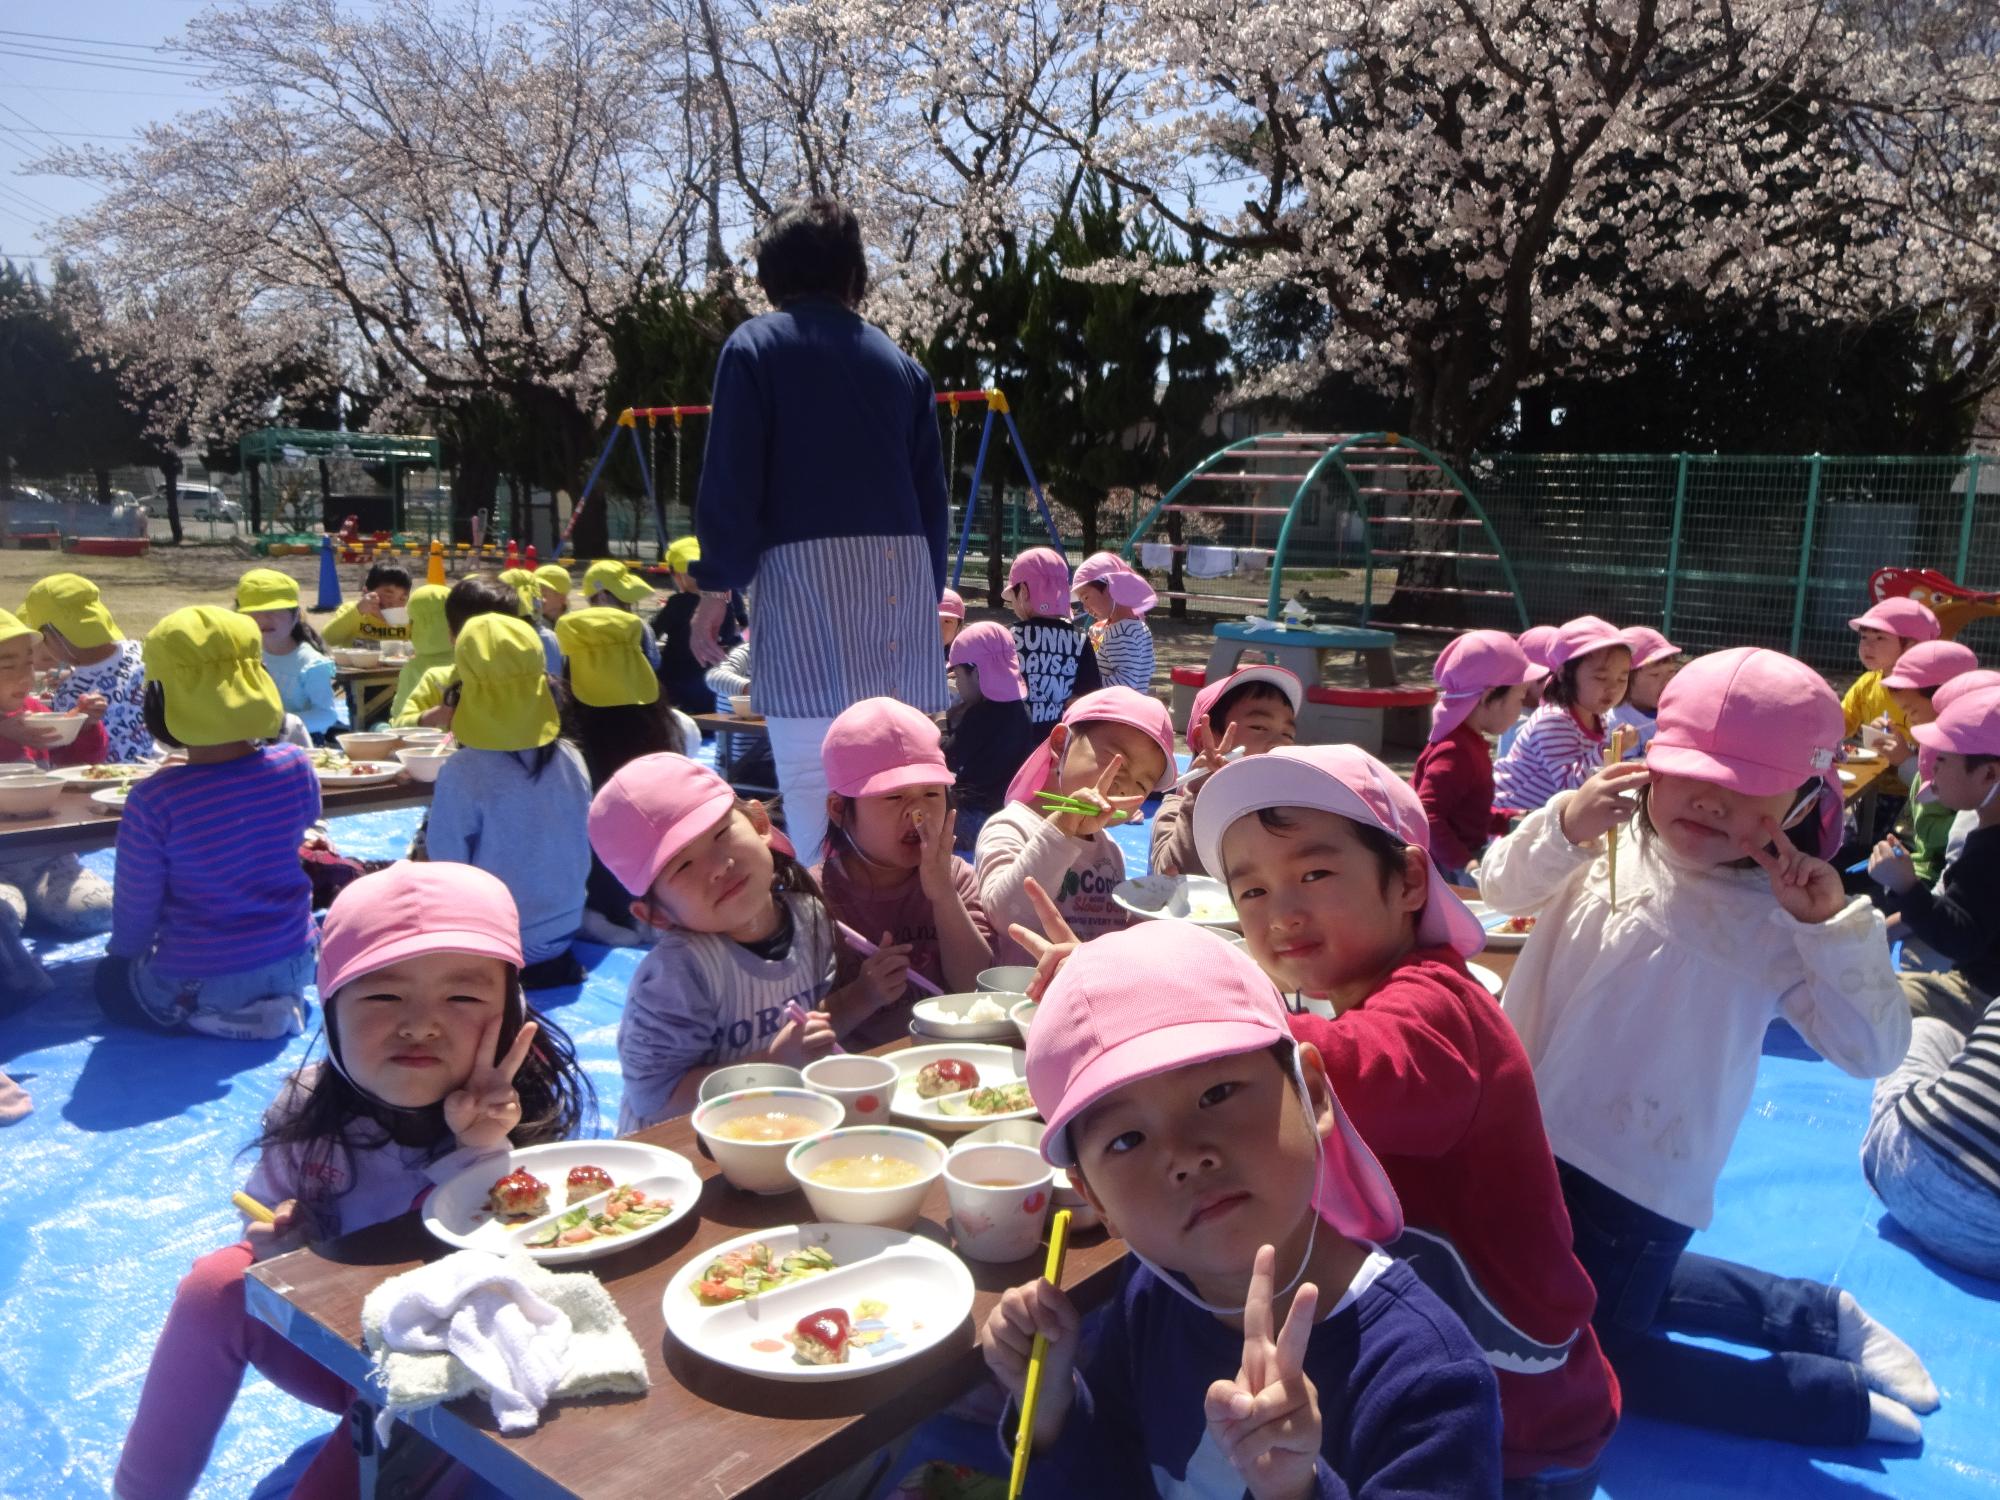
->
[[1192, 743, 1619, 1498], [1412, 630, 1534, 882]]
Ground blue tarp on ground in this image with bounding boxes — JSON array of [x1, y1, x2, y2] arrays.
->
[[1, 788, 1994, 1498]]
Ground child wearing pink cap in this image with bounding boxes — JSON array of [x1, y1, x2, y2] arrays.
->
[[1868, 684, 2000, 1037], [980, 924, 1502, 1497], [937, 586, 964, 648], [815, 698, 994, 1045], [115, 863, 591, 1500], [1605, 625, 1681, 754], [1193, 744, 1619, 1490], [1491, 616, 1629, 813], [589, 755, 889, 1128], [1151, 665, 1302, 878], [1482, 647, 1930, 1448], [974, 686, 1174, 964], [942, 621, 1036, 850], [1844, 595, 1941, 763], [1005, 546, 1102, 726], [1412, 630, 1535, 882], [1875, 640, 1980, 885], [1496, 624, 1556, 759], [1072, 551, 1157, 692]]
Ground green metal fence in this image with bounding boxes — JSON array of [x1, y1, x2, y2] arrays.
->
[[1466, 453, 1996, 674]]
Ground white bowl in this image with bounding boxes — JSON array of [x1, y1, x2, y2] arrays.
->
[[910, 991, 1026, 1042], [958, 1119, 1099, 1231], [332, 649, 383, 669], [1009, 998, 1037, 1046], [802, 1053, 900, 1126], [1112, 873, 1239, 928], [394, 747, 452, 783], [21, 711, 87, 747], [396, 728, 449, 747], [693, 1087, 846, 1195], [697, 1062, 806, 1103], [786, 1126, 947, 1231], [0, 775, 64, 819], [976, 965, 1038, 993], [337, 731, 401, 760], [728, 693, 754, 717]]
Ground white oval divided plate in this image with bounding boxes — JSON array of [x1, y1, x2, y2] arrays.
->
[[909, 992, 1025, 1043], [1461, 898, 1531, 951], [891, 1042, 1036, 1132], [1111, 873, 1239, 928], [423, 1140, 701, 1266], [50, 764, 157, 789], [316, 760, 403, 787], [89, 785, 133, 810], [1467, 961, 1504, 997], [663, 1222, 974, 1383], [1838, 768, 1858, 784]]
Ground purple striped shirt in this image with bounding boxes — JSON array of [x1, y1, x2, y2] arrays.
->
[[109, 743, 321, 977], [1491, 703, 1606, 813]]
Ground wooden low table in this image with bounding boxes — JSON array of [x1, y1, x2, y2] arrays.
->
[[693, 711, 777, 796], [0, 774, 434, 860], [1205, 619, 1400, 689], [335, 666, 405, 730], [246, 1044, 1130, 1500], [1838, 752, 1894, 841]]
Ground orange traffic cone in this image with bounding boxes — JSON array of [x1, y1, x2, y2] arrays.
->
[[426, 539, 446, 587]]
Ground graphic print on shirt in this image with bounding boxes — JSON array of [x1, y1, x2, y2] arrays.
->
[[1387, 1227, 1579, 1374], [697, 987, 824, 1067], [1014, 620, 1090, 726], [1055, 864, 1124, 936]]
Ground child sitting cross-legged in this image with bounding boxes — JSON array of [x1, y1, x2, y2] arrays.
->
[[942, 621, 1037, 852], [589, 756, 903, 1129], [1192, 744, 1620, 1493], [424, 614, 592, 989], [1410, 632, 1534, 883], [1151, 665, 1302, 879], [1482, 647, 1934, 1446], [975, 686, 1175, 964], [113, 862, 592, 1500], [95, 607, 321, 1040], [815, 698, 994, 1046], [979, 924, 1503, 1497]]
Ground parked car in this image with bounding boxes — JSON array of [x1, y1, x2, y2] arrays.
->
[[154, 482, 241, 523]]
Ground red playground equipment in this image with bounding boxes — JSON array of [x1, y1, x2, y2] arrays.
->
[[1869, 566, 2000, 641]]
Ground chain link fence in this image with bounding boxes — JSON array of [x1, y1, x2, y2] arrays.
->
[[1468, 453, 1998, 674]]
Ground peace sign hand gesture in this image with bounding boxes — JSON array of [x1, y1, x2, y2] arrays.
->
[[1006, 876, 1083, 1001], [1203, 1244, 1323, 1500], [1742, 817, 1845, 924], [444, 1016, 540, 1153], [1051, 753, 1149, 837]]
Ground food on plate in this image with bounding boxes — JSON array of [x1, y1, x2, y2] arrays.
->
[[915, 1058, 978, 1098], [1185, 889, 1237, 922], [566, 1164, 614, 1204], [309, 749, 355, 773], [787, 1308, 852, 1366], [959, 997, 1008, 1024], [807, 1154, 926, 1189], [1500, 915, 1536, 935], [488, 1168, 549, 1221], [523, 1184, 674, 1247], [939, 1082, 1034, 1117], [693, 1241, 838, 1305], [710, 1111, 825, 1143], [79, 763, 146, 781]]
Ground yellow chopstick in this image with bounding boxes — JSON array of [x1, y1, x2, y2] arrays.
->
[[232, 1191, 276, 1224], [1008, 1208, 1074, 1500], [1603, 726, 1631, 910]]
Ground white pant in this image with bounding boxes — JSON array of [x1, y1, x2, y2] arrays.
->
[[764, 714, 837, 865]]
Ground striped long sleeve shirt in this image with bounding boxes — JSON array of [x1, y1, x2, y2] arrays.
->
[[1491, 704, 1607, 813], [1898, 996, 2000, 1193], [109, 743, 321, 977], [1092, 617, 1156, 693]]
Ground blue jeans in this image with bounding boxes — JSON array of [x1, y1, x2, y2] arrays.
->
[[1503, 1462, 1601, 1500], [1862, 1017, 2000, 1280], [1557, 1161, 1869, 1446], [103, 942, 316, 1040]]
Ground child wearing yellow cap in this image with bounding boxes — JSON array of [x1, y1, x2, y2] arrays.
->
[[424, 614, 592, 986], [534, 563, 572, 626], [656, 537, 744, 713], [500, 567, 564, 676], [95, 607, 321, 1039], [390, 576, 531, 729], [20, 572, 153, 762], [582, 559, 664, 672], [236, 568, 337, 740], [557, 606, 694, 947], [321, 560, 413, 649], [389, 583, 454, 719]]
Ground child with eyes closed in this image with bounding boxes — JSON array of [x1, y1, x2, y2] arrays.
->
[[113, 862, 591, 1500], [588, 755, 910, 1130]]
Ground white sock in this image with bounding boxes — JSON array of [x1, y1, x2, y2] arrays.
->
[[1867, 1391, 1922, 1445], [1838, 1290, 1940, 1413]]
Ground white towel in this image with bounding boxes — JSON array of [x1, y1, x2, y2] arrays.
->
[[1186, 546, 1238, 578], [362, 1250, 649, 1440], [1138, 541, 1174, 571]]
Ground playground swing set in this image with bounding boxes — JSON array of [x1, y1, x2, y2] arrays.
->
[[561, 388, 1068, 582]]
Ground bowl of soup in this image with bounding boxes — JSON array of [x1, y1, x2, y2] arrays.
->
[[787, 1125, 948, 1230], [693, 1087, 845, 1195]]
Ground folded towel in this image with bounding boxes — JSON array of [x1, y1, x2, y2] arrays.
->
[[1138, 542, 1174, 571], [1186, 546, 1237, 578], [362, 1250, 649, 1440]]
